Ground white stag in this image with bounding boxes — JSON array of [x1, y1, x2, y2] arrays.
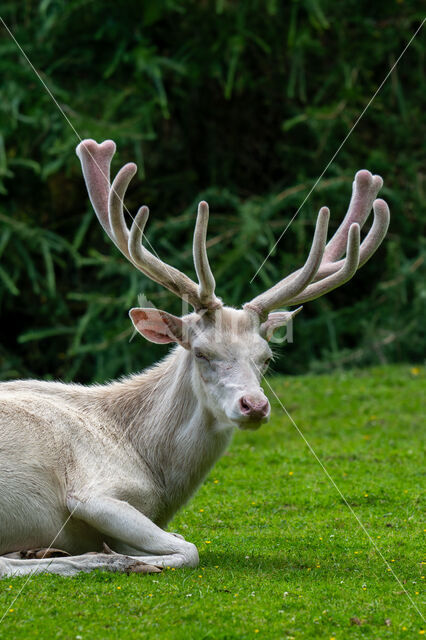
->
[[0, 140, 389, 576]]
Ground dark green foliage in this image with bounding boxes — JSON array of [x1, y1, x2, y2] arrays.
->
[[0, 1, 424, 382]]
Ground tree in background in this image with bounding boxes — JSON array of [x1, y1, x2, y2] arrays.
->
[[0, 0, 424, 382]]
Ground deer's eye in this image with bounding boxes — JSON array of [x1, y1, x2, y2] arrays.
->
[[195, 350, 209, 362]]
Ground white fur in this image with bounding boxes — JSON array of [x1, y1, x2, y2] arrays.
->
[[0, 307, 273, 576]]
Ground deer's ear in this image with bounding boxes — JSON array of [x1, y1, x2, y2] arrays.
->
[[259, 307, 303, 341], [129, 308, 191, 349]]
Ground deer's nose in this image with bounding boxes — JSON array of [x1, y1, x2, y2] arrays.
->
[[239, 395, 270, 420]]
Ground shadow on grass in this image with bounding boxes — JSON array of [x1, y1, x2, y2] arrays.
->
[[200, 549, 316, 573]]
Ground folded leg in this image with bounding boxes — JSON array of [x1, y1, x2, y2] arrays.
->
[[67, 494, 199, 569], [0, 553, 160, 577]]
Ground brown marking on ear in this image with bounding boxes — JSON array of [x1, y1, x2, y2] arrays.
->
[[143, 329, 175, 344]]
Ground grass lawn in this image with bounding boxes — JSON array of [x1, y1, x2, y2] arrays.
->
[[0, 364, 424, 639]]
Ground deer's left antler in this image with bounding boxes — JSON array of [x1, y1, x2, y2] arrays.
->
[[244, 170, 390, 316]]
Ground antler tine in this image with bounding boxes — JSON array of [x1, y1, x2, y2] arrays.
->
[[323, 170, 383, 262], [193, 201, 220, 308], [357, 198, 389, 268], [312, 197, 390, 280], [128, 206, 202, 308], [245, 206, 329, 316], [286, 223, 360, 305], [108, 162, 137, 260], [76, 139, 117, 242]]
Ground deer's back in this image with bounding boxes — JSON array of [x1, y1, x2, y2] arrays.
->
[[0, 381, 111, 553], [0, 379, 92, 452]]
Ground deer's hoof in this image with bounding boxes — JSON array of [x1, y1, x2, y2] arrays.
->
[[170, 532, 185, 540], [127, 561, 162, 574]]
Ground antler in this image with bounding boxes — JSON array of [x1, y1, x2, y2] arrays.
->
[[245, 170, 390, 316], [76, 139, 221, 311]]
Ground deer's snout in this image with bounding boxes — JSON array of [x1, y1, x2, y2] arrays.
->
[[239, 395, 270, 420]]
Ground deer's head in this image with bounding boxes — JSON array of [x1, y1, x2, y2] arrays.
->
[[76, 140, 389, 429]]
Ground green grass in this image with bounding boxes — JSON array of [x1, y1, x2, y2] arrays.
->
[[0, 364, 424, 639]]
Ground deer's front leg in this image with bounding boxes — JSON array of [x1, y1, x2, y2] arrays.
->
[[67, 495, 199, 568]]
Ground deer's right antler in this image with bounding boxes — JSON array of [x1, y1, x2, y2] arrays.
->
[[76, 139, 221, 311]]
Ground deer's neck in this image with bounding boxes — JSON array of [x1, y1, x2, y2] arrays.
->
[[98, 348, 234, 522]]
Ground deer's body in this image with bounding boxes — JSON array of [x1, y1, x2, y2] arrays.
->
[[0, 138, 390, 577], [0, 344, 233, 553]]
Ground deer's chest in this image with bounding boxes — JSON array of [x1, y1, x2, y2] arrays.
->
[[155, 420, 234, 524]]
